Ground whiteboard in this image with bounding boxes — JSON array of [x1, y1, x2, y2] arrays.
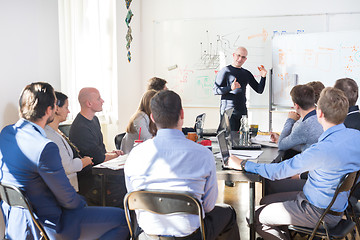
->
[[272, 31, 360, 107], [154, 15, 326, 107]]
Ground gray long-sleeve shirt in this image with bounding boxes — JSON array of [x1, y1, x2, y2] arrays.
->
[[278, 110, 323, 152]]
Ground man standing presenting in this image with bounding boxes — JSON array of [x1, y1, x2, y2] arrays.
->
[[69, 87, 124, 205], [125, 90, 240, 240], [0, 82, 128, 239], [214, 46, 267, 131]]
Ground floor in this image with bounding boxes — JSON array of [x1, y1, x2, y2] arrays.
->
[[217, 180, 359, 240], [216, 180, 263, 240]]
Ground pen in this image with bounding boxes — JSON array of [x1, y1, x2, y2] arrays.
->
[[233, 154, 252, 158]]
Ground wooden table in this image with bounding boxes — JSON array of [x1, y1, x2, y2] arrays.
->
[[215, 146, 279, 240]]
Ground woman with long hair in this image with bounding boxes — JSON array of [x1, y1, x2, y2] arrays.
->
[[120, 90, 158, 154]]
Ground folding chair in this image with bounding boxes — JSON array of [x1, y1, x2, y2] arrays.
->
[[123, 189, 206, 240], [345, 173, 360, 235], [288, 171, 357, 240], [114, 132, 126, 150], [0, 182, 49, 240]]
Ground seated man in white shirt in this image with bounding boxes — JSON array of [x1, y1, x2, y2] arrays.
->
[[125, 90, 240, 240]]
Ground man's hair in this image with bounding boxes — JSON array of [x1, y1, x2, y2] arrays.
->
[[19, 82, 55, 121], [290, 84, 315, 110], [306, 81, 325, 104], [150, 90, 182, 128], [317, 87, 349, 125], [147, 77, 167, 91], [334, 78, 358, 107], [55, 91, 68, 108]]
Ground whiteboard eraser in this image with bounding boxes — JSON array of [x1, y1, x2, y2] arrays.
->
[[168, 64, 178, 71]]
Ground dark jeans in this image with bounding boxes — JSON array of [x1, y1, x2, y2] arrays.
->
[[229, 110, 246, 132], [136, 204, 240, 240]]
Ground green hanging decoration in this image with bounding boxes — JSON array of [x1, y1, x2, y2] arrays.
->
[[125, 0, 133, 62]]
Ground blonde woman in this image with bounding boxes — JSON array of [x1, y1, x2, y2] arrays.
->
[[121, 90, 158, 154], [45, 91, 93, 191]]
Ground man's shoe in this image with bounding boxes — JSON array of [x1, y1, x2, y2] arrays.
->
[[225, 180, 235, 187]]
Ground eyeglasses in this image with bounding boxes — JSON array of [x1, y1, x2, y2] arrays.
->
[[234, 54, 247, 60]]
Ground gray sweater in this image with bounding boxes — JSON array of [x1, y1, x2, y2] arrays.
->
[[278, 110, 323, 152]]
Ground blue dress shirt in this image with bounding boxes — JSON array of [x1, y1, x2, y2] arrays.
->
[[246, 124, 360, 212]]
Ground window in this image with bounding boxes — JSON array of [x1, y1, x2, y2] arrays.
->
[[58, 0, 117, 123]]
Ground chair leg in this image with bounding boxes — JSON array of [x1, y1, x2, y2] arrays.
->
[[288, 230, 297, 240]]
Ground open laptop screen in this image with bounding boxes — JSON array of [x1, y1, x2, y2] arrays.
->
[[217, 130, 230, 166], [217, 112, 232, 138]]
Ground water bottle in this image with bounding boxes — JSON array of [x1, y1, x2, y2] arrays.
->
[[239, 115, 250, 146]]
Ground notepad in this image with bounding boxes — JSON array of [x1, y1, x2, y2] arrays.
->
[[251, 135, 278, 148], [94, 154, 128, 170]]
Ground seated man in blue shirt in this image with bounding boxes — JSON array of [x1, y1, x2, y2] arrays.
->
[[0, 82, 129, 239], [125, 90, 240, 240], [229, 87, 360, 240]]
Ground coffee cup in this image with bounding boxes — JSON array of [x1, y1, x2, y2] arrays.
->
[[250, 124, 259, 137], [133, 139, 144, 147], [186, 132, 198, 142]]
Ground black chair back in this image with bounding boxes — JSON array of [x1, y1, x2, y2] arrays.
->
[[124, 189, 205, 240], [114, 133, 126, 150], [58, 123, 71, 137], [0, 182, 49, 240]]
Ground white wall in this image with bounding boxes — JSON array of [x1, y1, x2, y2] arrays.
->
[[140, 0, 360, 132], [115, 0, 143, 135], [0, 0, 60, 129], [2, 0, 360, 138]]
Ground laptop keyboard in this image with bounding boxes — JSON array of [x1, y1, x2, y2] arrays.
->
[[232, 144, 262, 150]]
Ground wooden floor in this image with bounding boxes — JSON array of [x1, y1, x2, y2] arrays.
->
[[216, 180, 263, 240], [217, 180, 359, 240]]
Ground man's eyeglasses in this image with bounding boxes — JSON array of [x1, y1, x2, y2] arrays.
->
[[234, 54, 247, 60]]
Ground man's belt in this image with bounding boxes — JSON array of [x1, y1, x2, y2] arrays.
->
[[327, 209, 343, 216]]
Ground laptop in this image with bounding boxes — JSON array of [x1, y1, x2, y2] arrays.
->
[[216, 130, 242, 171], [194, 113, 206, 138]]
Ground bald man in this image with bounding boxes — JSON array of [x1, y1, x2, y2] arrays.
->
[[213, 46, 267, 131], [70, 87, 124, 205]]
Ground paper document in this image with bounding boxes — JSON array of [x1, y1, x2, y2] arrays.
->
[[94, 154, 128, 170], [229, 150, 263, 160], [252, 135, 278, 148], [254, 135, 271, 142]]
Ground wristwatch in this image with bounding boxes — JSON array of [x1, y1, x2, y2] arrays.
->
[[240, 160, 247, 171]]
